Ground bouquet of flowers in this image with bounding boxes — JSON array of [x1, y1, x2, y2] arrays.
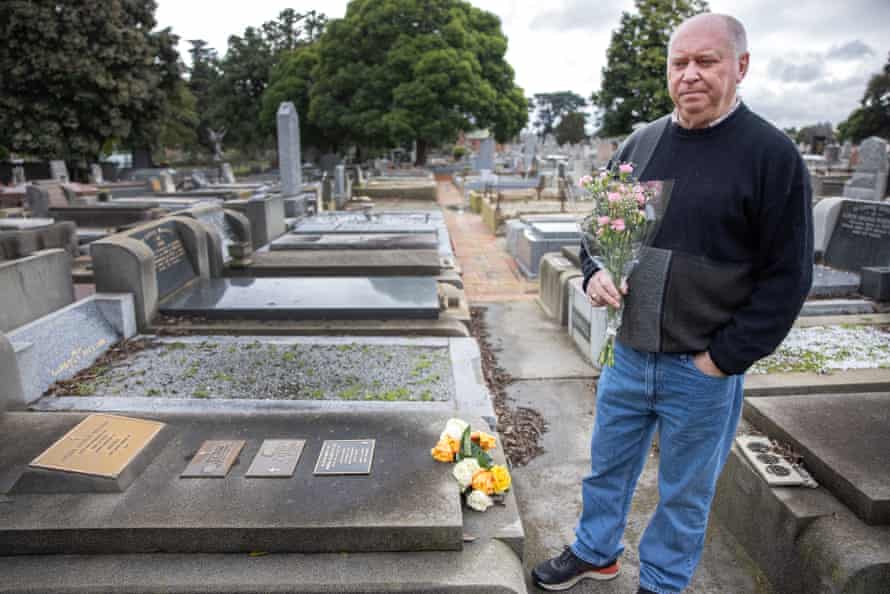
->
[[578, 164, 666, 366], [431, 418, 512, 512]]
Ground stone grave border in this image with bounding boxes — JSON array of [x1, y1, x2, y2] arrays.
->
[[2, 293, 137, 407], [31, 335, 495, 424]]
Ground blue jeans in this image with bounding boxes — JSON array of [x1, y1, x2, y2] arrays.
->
[[571, 341, 744, 594]]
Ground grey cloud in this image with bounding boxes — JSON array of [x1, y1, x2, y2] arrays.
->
[[530, 0, 622, 32], [767, 56, 826, 83], [827, 40, 875, 61]]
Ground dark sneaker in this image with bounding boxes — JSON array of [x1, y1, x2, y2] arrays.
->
[[532, 546, 620, 591]]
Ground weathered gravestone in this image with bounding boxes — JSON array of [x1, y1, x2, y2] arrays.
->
[[513, 220, 581, 278], [49, 160, 69, 182], [92, 217, 211, 330], [843, 136, 889, 201], [220, 163, 236, 185], [824, 199, 890, 271], [477, 137, 495, 171], [159, 171, 177, 194], [89, 164, 104, 185], [179, 202, 251, 274], [11, 165, 26, 186]]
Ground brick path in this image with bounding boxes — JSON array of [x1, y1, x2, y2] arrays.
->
[[437, 181, 538, 303]]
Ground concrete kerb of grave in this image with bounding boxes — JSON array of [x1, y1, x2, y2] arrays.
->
[[713, 437, 890, 594], [245, 194, 286, 249], [4, 293, 136, 407], [536, 252, 582, 326], [32, 335, 496, 423], [0, 249, 74, 333], [0, 333, 24, 410], [91, 217, 211, 331]]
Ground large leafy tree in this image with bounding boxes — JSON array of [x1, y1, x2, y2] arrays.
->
[[209, 9, 326, 156], [555, 111, 588, 146], [0, 0, 181, 173], [533, 92, 587, 140], [838, 53, 890, 143], [309, 0, 527, 165], [593, 0, 709, 136], [187, 39, 222, 154]]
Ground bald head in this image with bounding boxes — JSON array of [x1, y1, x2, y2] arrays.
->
[[669, 13, 747, 58]]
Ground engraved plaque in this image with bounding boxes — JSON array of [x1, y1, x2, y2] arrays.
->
[[29, 414, 165, 478], [824, 201, 890, 271], [313, 439, 375, 476], [181, 440, 245, 478], [245, 439, 305, 478], [131, 221, 197, 297]]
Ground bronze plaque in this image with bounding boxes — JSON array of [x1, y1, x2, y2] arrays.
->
[[181, 440, 245, 478], [29, 414, 165, 479], [313, 439, 375, 476], [245, 439, 305, 478]]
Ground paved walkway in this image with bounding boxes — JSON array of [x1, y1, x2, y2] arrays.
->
[[437, 181, 538, 302]]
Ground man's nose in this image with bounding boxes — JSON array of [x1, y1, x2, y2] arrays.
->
[[681, 62, 701, 82]]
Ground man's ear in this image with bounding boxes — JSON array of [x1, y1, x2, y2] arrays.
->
[[737, 52, 750, 84]]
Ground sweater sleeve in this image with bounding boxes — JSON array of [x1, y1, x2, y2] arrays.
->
[[707, 150, 814, 375]]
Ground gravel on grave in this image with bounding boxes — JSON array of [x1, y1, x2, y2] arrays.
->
[[53, 339, 455, 402], [749, 325, 890, 374]]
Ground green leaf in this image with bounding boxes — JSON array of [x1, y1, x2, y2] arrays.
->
[[460, 425, 474, 459]]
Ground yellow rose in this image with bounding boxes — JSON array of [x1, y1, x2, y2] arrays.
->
[[471, 469, 495, 495], [446, 435, 461, 455], [471, 431, 497, 451], [491, 465, 511, 493], [431, 439, 455, 462]]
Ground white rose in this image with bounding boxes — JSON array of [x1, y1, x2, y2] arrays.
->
[[452, 459, 481, 490], [440, 418, 469, 441], [466, 489, 494, 512]]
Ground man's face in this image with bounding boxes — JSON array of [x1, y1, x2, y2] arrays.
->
[[668, 20, 749, 128]]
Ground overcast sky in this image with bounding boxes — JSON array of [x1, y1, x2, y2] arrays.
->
[[156, 0, 889, 131]]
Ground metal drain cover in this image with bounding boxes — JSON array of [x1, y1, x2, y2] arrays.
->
[[736, 435, 807, 487]]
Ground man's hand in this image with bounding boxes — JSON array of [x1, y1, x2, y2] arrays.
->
[[693, 352, 727, 378], [586, 269, 627, 309]]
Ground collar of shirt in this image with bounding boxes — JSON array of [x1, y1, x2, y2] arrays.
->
[[671, 97, 742, 129]]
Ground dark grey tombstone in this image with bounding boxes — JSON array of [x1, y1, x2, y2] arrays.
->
[[824, 201, 890, 271], [269, 232, 439, 251], [25, 186, 50, 218], [130, 221, 198, 297], [860, 266, 890, 301]]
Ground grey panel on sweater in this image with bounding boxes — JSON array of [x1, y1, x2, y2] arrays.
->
[[618, 246, 672, 352]]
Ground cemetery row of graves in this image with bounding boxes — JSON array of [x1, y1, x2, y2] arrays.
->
[[0, 100, 889, 591]]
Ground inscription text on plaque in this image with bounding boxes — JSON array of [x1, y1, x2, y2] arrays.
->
[[246, 439, 306, 477], [181, 440, 245, 478], [313, 439, 375, 476]]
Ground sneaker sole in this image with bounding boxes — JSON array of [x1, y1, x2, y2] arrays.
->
[[534, 567, 621, 591]]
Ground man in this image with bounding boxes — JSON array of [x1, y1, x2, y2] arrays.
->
[[532, 13, 813, 594]]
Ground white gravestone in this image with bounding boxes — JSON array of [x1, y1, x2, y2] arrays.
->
[[276, 102, 302, 197], [843, 137, 889, 202]]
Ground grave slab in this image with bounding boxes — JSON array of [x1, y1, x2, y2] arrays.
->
[[158, 277, 439, 320], [270, 232, 439, 251], [0, 410, 464, 555], [745, 393, 890, 525]]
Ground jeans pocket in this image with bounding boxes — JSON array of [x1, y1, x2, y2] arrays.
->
[[680, 352, 729, 381]]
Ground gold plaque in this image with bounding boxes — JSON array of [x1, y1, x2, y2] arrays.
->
[[29, 414, 166, 479]]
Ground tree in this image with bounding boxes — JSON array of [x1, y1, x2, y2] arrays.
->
[[555, 111, 588, 146], [209, 10, 327, 156], [837, 53, 890, 143], [533, 92, 587, 139], [795, 122, 834, 149], [592, 0, 709, 137], [0, 0, 182, 173], [187, 40, 222, 154], [309, 0, 528, 165], [260, 45, 331, 151]]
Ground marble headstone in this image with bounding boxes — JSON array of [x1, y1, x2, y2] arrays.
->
[[276, 102, 302, 196], [49, 160, 69, 183], [12, 166, 26, 186], [477, 138, 495, 171], [159, 171, 176, 194], [220, 163, 236, 185], [89, 164, 104, 185], [843, 137, 889, 201]]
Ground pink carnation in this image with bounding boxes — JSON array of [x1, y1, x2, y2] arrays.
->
[[619, 163, 634, 174], [610, 219, 626, 232], [607, 192, 621, 203], [597, 215, 611, 226], [579, 175, 593, 187]]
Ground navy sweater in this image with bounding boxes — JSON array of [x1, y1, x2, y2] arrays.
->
[[582, 104, 814, 374]]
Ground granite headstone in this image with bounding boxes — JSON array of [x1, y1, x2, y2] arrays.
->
[[824, 200, 890, 271]]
